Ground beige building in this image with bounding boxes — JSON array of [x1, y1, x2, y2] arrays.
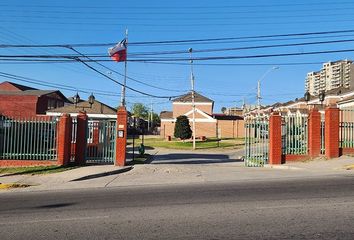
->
[[160, 92, 244, 139], [305, 60, 354, 96]]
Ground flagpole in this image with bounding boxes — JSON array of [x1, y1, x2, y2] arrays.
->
[[121, 28, 128, 107]]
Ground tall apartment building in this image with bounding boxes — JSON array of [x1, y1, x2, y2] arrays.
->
[[305, 60, 354, 96]]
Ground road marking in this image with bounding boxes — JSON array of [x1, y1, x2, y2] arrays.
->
[[0, 215, 110, 225]]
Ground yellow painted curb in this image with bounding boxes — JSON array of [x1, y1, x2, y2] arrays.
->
[[344, 164, 354, 170], [0, 183, 30, 190]]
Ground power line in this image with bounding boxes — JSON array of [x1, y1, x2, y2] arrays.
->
[[1, 6, 353, 16], [67, 46, 187, 93], [0, 71, 158, 99], [0, 2, 352, 9], [71, 57, 181, 99], [127, 48, 354, 62], [1, 29, 354, 47], [2, 37, 354, 60]]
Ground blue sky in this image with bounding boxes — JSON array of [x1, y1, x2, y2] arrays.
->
[[1, 0, 354, 113]]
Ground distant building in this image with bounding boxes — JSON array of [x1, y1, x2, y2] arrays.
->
[[305, 60, 354, 96], [0, 81, 69, 117], [245, 86, 354, 116], [160, 91, 244, 139], [224, 107, 244, 116]]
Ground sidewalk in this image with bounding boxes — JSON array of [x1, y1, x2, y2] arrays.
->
[[1, 150, 354, 193]]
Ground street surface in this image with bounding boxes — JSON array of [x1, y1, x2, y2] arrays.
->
[[1, 175, 354, 240]]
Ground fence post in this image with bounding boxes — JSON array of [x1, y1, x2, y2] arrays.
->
[[325, 106, 340, 159], [75, 111, 88, 165], [57, 114, 72, 166], [116, 106, 128, 166], [269, 112, 282, 164], [308, 108, 321, 158]]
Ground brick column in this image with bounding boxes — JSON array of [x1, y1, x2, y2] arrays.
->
[[116, 106, 128, 166], [269, 112, 282, 165], [75, 111, 88, 165], [57, 114, 72, 166], [325, 106, 340, 159], [308, 108, 321, 158]]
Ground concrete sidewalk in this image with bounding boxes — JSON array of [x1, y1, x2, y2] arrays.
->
[[1, 149, 354, 193]]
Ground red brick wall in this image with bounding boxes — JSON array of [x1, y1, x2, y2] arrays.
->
[[308, 109, 321, 157], [0, 95, 38, 117], [160, 122, 175, 138], [217, 120, 245, 138], [161, 120, 244, 139], [161, 121, 217, 138], [172, 104, 213, 118], [269, 113, 282, 164], [325, 107, 340, 159]]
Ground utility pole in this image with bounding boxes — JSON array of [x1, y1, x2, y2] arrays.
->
[[189, 48, 196, 150], [150, 100, 153, 133], [256, 66, 279, 112]]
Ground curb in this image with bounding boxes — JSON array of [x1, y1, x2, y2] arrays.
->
[[264, 164, 303, 170]]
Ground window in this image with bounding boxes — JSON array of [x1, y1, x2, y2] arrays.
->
[[47, 99, 56, 109], [56, 101, 64, 108]]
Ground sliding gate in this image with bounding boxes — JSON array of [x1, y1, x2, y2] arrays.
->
[[85, 119, 116, 164]]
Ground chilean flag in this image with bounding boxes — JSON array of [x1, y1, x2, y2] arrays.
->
[[108, 39, 127, 62]]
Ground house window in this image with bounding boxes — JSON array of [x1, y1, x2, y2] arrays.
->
[[56, 101, 64, 108], [47, 99, 56, 109]]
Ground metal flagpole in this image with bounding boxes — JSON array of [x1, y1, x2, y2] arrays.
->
[[189, 48, 196, 150], [121, 28, 128, 106]]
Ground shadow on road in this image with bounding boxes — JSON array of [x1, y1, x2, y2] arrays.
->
[[151, 153, 243, 165], [70, 166, 133, 182]]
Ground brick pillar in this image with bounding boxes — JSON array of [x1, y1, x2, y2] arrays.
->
[[308, 108, 321, 158], [116, 106, 128, 166], [325, 106, 340, 159], [57, 114, 72, 166], [269, 112, 282, 165], [75, 111, 88, 165]]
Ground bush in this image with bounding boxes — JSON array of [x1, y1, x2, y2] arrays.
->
[[174, 115, 192, 140]]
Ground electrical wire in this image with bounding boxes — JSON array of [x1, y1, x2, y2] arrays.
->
[[2, 29, 354, 47], [71, 57, 182, 99], [66, 46, 187, 93]]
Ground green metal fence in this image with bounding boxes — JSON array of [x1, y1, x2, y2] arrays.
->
[[340, 109, 354, 148], [281, 113, 308, 155], [0, 116, 57, 160], [85, 119, 116, 164], [244, 115, 269, 167]]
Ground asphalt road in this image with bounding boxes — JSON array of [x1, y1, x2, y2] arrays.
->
[[1, 175, 354, 240]]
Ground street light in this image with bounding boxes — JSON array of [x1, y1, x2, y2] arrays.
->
[[257, 66, 279, 112], [72, 92, 95, 110], [304, 90, 326, 107]]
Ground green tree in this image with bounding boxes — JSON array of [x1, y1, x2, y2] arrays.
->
[[131, 103, 148, 119], [174, 115, 192, 141], [148, 112, 160, 129], [221, 107, 227, 113]]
